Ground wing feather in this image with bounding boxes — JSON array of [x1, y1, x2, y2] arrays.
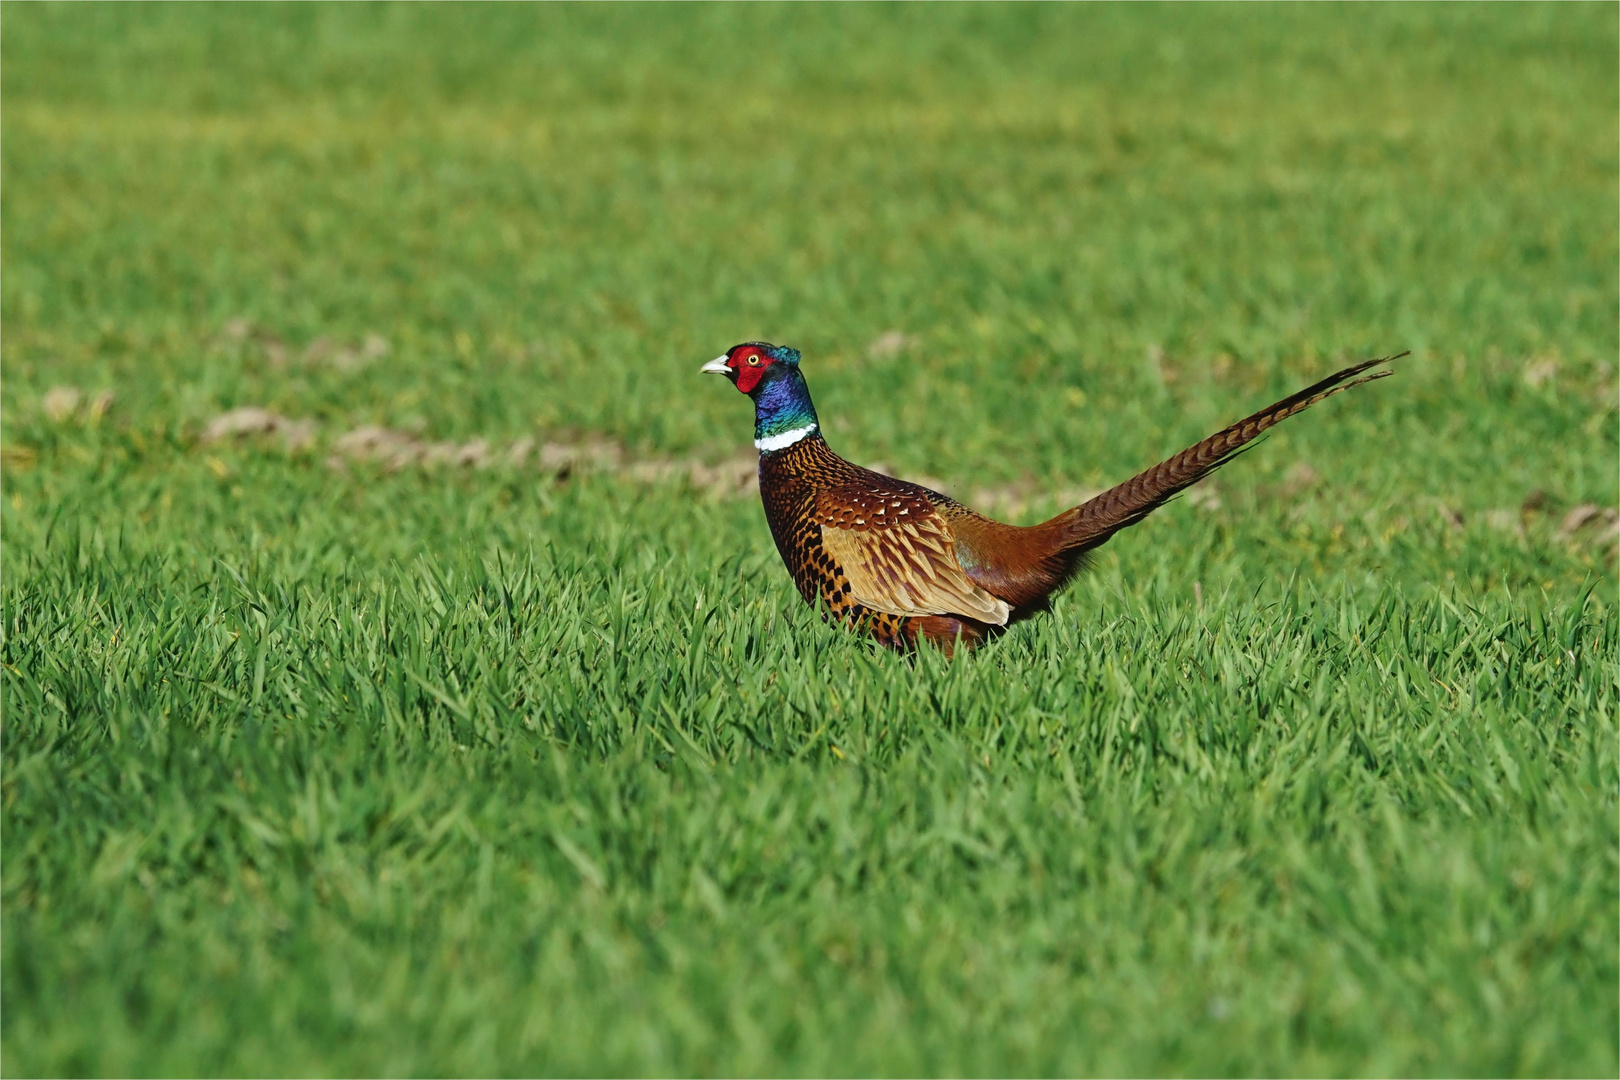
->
[[816, 485, 1010, 626]]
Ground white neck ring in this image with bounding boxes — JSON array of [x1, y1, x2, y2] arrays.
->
[[755, 423, 817, 452]]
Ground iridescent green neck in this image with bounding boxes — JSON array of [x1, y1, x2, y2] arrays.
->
[[753, 367, 819, 452]]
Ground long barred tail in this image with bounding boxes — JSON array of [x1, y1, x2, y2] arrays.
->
[[1052, 352, 1406, 554]]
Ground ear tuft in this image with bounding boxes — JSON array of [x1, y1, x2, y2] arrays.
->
[[779, 347, 802, 366]]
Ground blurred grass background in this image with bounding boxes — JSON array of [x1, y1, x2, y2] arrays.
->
[[3, 3, 1616, 1076], [5, 3, 1615, 496]]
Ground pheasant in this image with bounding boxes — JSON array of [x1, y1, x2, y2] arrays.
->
[[702, 342, 1401, 653]]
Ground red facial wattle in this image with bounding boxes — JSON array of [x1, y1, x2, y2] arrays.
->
[[732, 349, 772, 394]]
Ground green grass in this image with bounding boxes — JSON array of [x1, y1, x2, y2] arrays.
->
[[3, 3, 1617, 1075]]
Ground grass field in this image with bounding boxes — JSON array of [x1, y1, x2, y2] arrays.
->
[[3, 3, 1617, 1075]]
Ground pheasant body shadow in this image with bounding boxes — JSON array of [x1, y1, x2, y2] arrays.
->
[[703, 343, 1404, 654]]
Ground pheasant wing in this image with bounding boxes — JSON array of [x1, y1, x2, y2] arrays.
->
[[815, 484, 1011, 626]]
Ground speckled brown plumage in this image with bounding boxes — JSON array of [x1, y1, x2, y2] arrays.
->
[[710, 342, 1404, 653], [757, 434, 993, 650]]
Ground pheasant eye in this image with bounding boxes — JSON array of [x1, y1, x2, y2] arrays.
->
[[747, 355, 761, 366]]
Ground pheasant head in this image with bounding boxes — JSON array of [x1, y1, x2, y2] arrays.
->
[[701, 341, 820, 452]]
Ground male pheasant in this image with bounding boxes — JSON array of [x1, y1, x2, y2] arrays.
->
[[703, 342, 1401, 653]]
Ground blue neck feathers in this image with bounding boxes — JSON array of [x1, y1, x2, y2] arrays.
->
[[753, 367, 819, 449]]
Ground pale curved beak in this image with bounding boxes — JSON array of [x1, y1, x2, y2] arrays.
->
[[700, 355, 731, 376]]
